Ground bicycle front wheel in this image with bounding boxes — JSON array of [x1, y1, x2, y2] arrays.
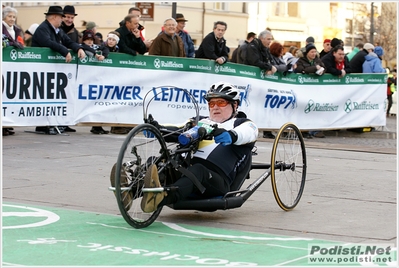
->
[[270, 123, 307, 211], [114, 124, 169, 228]]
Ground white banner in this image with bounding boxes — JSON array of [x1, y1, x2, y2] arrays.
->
[[2, 47, 387, 130]]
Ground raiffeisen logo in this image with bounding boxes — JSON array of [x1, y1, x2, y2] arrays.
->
[[298, 76, 319, 84], [344, 99, 380, 113], [10, 49, 42, 60], [214, 64, 220, 73], [153, 58, 183, 69], [345, 76, 365, 84], [304, 99, 339, 113], [218, 65, 236, 74]]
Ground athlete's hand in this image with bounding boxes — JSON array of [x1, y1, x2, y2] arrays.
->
[[213, 128, 234, 146]]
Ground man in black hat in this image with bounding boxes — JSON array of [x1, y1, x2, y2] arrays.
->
[[32, 5, 85, 63], [174, 13, 195, 58], [32, 6, 86, 134], [61, 5, 81, 43]]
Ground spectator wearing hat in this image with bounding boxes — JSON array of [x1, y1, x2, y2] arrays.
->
[[104, 31, 120, 52], [80, 30, 109, 60], [346, 43, 363, 61], [115, 14, 146, 56], [349, 42, 374, 73], [149, 17, 185, 57], [61, 5, 81, 43], [295, 43, 326, 75], [195, 21, 229, 65], [81, 21, 101, 45], [32, 6, 85, 62], [362, 46, 385, 74], [173, 13, 195, 58], [2, 6, 24, 49], [23, 23, 39, 47], [95, 32, 103, 43], [32, 5, 86, 135], [319, 39, 331, 59], [297, 36, 316, 58], [321, 45, 351, 78]]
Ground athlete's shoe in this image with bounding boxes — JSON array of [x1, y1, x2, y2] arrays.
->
[[141, 164, 165, 213], [110, 163, 133, 211]]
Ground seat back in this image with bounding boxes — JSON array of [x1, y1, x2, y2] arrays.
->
[[230, 154, 252, 191]]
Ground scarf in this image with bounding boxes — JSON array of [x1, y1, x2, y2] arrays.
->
[[3, 21, 16, 40], [335, 61, 344, 70], [61, 22, 75, 34]]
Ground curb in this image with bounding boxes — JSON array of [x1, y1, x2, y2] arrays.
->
[[324, 130, 397, 140]]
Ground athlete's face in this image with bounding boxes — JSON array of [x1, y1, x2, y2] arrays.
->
[[208, 98, 236, 123]]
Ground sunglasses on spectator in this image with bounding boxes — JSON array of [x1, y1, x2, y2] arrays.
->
[[208, 99, 230, 108]]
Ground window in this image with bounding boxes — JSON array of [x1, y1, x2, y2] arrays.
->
[[214, 2, 228, 11], [287, 2, 298, 17]]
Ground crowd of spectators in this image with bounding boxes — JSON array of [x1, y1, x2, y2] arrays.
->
[[2, 4, 396, 137]]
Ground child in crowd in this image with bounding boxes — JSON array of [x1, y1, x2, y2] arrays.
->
[[80, 30, 109, 61], [104, 31, 120, 52]]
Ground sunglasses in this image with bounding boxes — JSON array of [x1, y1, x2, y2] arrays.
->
[[208, 99, 230, 108]]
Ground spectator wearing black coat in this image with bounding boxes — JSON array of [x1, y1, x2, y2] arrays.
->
[[349, 42, 374, 73], [115, 14, 146, 56], [60, 5, 81, 43], [245, 30, 277, 75], [32, 6, 86, 63], [195, 21, 229, 65], [321, 45, 351, 78], [32, 6, 86, 135]]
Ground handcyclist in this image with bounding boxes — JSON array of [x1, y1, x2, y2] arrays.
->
[[140, 82, 259, 213]]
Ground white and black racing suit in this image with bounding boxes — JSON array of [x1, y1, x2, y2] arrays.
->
[[161, 115, 258, 204]]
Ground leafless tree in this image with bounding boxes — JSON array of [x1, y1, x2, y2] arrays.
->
[[374, 2, 397, 68]]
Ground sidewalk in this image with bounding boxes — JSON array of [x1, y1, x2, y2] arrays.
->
[[323, 115, 397, 140]]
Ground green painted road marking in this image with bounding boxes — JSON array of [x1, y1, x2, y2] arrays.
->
[[2, 203, 397, 266]]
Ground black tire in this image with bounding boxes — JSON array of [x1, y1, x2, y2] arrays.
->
[[114, 124, 169, 228], [270, 123, 307, 211]]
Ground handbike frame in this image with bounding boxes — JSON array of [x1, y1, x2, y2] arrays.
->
[[111, 86, 307, 228]]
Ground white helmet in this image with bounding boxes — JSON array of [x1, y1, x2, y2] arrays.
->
[[205, 82, 240, 104]]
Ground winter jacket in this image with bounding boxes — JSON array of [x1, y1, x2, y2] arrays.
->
[[80, 43, 110, 58], [362, 52, 386, 73], [295, 56, 326, 74], [346, 47, 360, 61], [321, 51, 351, 76], [270, 54, 288, 73], [115, 24, 146, 56], [149, 32, 185, 57], [2, 22, 24, 48], [245, 38, 274, 71], [349, 49, 368, 73], [32, 20, 82, 56], [60, 22, 81, 43], [177, 30, 195, 58], [195, 32, 229, 62]]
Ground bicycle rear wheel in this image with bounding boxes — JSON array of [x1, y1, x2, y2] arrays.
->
[[270, 123, 307, 211], [114, 124, 169, 228]]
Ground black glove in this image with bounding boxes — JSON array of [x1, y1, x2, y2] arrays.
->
[[12, 41, 24, 50], [146, 114, 161, 129]]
